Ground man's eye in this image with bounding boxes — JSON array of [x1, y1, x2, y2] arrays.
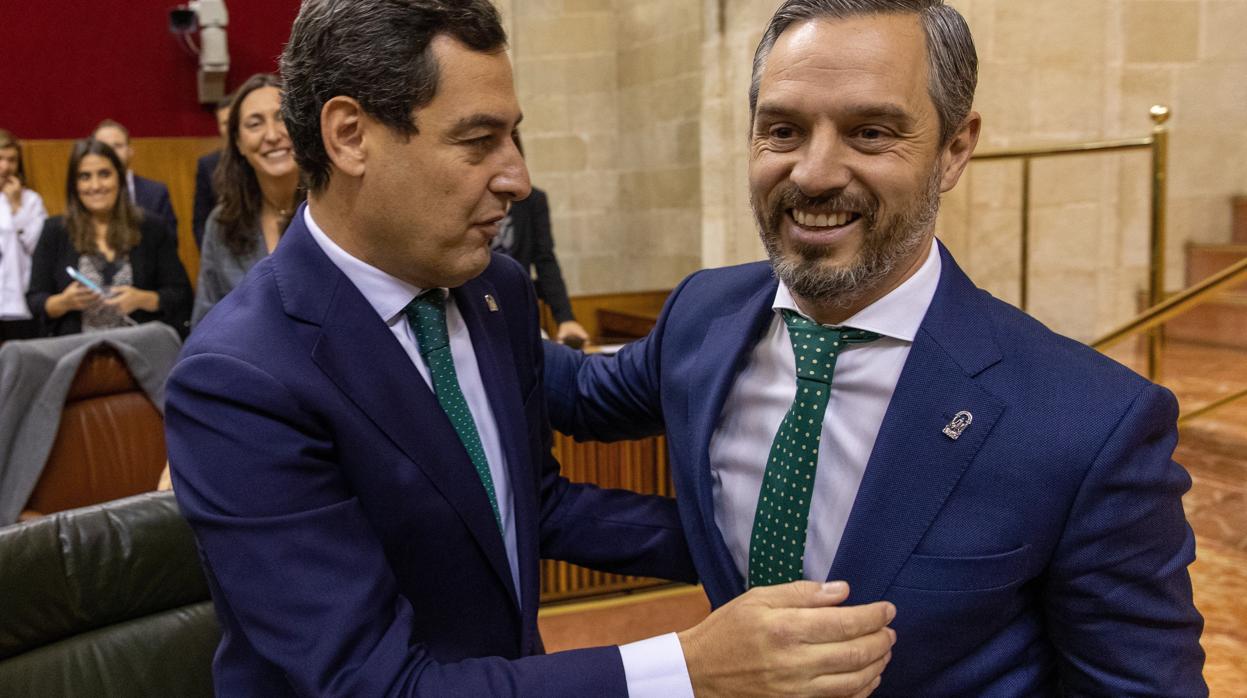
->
[[770, 127, 797, 140]]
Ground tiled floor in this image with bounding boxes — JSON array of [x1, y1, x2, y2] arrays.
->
[[541, 340, 1247, 694]]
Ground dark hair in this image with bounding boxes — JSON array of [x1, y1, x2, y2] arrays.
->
[[750, 0, 978, 145], [0, 129, 27, 184], [213, 73, 304, 257], [216, 92, 235, 112], [280, 0, 508, 192], [64, 139, 142, 256], [92, 118, 131, 143]]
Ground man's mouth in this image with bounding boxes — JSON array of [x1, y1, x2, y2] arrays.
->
[[791, 209, 862, 230]]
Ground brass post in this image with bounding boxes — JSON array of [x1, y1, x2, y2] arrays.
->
[[1147, 105, 1170, 381], [1020, 158, 1032, 311]]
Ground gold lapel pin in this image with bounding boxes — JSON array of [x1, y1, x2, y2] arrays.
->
[[485, 294, 499, 312], [942, 410, 973, 440]]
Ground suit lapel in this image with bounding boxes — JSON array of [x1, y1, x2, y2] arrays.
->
[[451, 277, 535, 607], [686, 278, 779, 599], [829, 244, 1006, 603], [276, 219, 517, 607]]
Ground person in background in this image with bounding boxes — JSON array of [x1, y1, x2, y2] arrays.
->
[[93, 119, 178, 237], [0, 129, 47, 341], [192, 74, 301, 328], [192, 94, 234, 248], [27, 139, 191, 337], [498, 135, 589, 346]]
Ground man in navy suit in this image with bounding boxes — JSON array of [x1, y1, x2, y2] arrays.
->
[[191, 96, 233, 249], [545, 1, 1206, 695], [94, 119, 178, 237], [166, 1, 897, 695]]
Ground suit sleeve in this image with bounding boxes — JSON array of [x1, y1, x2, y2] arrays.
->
[[501, 263, 695, 583], [25, 218, 68, 333], [156, 185, 178, 240], [144, 221, 192, 337], [190, 212, 227, 328], [1044, 382, 1206, 696], [166, 352, 630, 697], [525, 192, 576, 324], [543, 272, 705, 442], [191, 157, 215, 249]]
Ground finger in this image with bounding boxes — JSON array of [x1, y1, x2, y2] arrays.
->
[[846, 675, 883, 698], [759, 580, 850, 609], [808, 650, 891, 697], [792, 625, 893, 676], [786, 600, 895, 643]]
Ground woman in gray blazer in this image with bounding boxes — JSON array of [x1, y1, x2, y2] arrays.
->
[[192, 74, 303, 328]]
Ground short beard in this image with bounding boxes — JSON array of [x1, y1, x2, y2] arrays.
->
[[754, 168, 942, 309]]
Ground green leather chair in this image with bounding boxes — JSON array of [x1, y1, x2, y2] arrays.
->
[[0, 491, 219, 696]]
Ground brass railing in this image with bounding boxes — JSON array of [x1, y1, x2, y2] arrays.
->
[[971, 105, 1172, 379], [1091, 256, 1247, 425], [974, 105, 1247, 424]]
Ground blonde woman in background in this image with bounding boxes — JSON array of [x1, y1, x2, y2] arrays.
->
[[0, 129, 48, 342]]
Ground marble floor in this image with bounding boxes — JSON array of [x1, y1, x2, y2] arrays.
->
[[540, 340, 1247, 694]]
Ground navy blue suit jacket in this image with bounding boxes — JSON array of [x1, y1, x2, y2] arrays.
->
[[132, 173, 177, 238], [166, 210, 696, 696], [545, 244, 1206, 696], [192, 150, 222, 249]]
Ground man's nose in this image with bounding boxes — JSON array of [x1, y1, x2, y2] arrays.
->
[[494, 142, 532, 202], [789, 130, 852, 198]]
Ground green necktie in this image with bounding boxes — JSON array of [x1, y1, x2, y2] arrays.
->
[[747, 309, 881, 588], [405, 290, 502, 530]]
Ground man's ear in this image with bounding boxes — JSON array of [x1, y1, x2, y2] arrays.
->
[[320, 96, 367, 180], [939, 111, 981, 193]]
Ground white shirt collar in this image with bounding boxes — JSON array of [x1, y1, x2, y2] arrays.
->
[[773, 237, 941, 342], [302, 205, 436, 324]]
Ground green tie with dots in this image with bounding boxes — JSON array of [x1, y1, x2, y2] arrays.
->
[[747, 309, 881, 588], [405, 290, 502, 531]]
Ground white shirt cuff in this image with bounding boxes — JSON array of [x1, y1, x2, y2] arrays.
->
[[619, 632, 694, 698]]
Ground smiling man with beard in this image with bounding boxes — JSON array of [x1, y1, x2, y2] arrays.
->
[[545, 0, 1206, 694]]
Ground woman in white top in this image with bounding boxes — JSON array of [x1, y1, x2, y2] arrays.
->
[[0, 129, 47, 342]]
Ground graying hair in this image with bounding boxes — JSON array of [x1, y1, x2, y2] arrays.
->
[[280, 0, 507, 192], [749, 0, 977, 145]]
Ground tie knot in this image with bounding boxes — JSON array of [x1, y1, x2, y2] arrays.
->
[[781, 309, 881, 384], [405, 290, 449, 356]]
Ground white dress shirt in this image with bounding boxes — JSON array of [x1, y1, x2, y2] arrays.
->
[[304, 207, 690, 697], [710, 239, 942, 583], [0, 188, 48, 319]]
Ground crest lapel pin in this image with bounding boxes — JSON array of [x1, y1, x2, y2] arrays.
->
[[484, 294, 499, 312], [942, 410, 973, 441]]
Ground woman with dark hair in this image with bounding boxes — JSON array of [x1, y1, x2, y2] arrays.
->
[[26, 139, 191, 336], [0, 129, 48, 341], [192, 73, 302, 327]]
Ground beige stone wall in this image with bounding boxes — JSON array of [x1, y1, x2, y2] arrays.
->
[[509, 0, 703, 296], [508, 0, 1246, 340]]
